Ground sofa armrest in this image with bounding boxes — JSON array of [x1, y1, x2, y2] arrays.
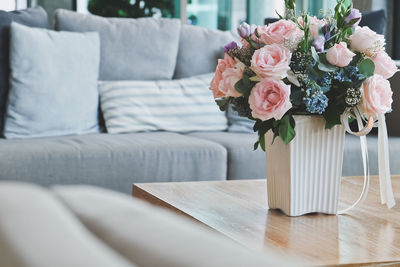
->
[[53, 185, 301, 267], [0, 182, 133, 267]]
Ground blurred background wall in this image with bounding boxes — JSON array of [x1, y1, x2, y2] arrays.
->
[[1, 0, 397, 58]]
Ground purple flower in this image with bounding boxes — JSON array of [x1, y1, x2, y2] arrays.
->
[[237, 22, 256, 39], [322, 24, 332, 40], [223, 41, 238, 53], [345, 9, 362, 28], [313, 35, 325, 52]]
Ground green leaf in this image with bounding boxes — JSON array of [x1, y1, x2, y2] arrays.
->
[[290, 90, 303, 106], [276, 10, 283, 19], [215, 98, 229, 111], [253, 141, 259, 151], [318, 54, 338, 72], [253, 119, 261, 132], [278, 114, 296, 144], [259, 135, 266, 151], [311, 46, 319, 62], [257, 119, 274, 136], [323, 102, 346, 129], [318, 62, 338, 72], [358, 58, 375, 78], [234, 75, 254, 96]]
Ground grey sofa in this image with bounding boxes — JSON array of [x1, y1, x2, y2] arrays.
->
[[0, 10, 399, 194]]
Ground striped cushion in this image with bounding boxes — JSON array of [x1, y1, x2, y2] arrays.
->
[[98, 73, 228, 133]]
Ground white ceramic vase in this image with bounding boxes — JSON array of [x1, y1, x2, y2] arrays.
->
[[265, 115, 345, 216]]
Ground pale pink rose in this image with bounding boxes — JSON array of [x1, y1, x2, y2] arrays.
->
[[218, 62, 244, 98], [210, 53, 236, 98], [326, 42, 355, 67], [248, 78, 292, 121], [258, 20, 302, 45], [372, 51, 398, 79], [250, 44, 292, 80], [361, 74, 393, 117], [298, 16, 325, 39], [349, 26, 385, 56]]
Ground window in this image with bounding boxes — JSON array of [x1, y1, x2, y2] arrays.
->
[[0, 0, 16, 11]]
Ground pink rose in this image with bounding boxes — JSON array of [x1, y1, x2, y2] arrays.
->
[[372, 51, 398, 79], [249, 78, 292, 121], [361, 74, 393, 117], [349, 26, 385, 56], [326, 42, 355, 67], [310, 16, 325, 39], [298, 16, 325, 39], [250, 44, 292, 80], [258, 20, 302, 45], [210, 53, 236, 98], [218, 62, 244, 98]]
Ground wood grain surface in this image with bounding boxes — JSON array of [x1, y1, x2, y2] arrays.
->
[[132, 176, 400, 266]]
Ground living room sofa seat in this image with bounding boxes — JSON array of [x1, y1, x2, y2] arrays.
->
[[187, 132, 400, 181], [0, 132, 227, 193], [187, 132, 266, 180]]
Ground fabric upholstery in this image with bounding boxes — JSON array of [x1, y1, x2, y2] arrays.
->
[[5, 22, 100, 139], [387, 72, 400, 136], [99, 73, 227, 133], [189, 132, 400, 179], [0, 182, 134, 267], [173, 24, 235, 79], [0, 7, 49, 136], [54, 9, 181, 81], [343, 134, 400, 176], [53, 185, 298, 267], [0, 132, 227, 193], [188, 132, 266, 179], [360, 9, 386, 35]]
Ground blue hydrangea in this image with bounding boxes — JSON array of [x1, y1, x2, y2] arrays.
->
[[318, 74, 332, 87], [334, 66, 360, 82], [344, 66, 360, 80], [303, 89, 329, 114]]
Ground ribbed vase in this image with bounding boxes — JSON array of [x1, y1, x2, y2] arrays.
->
[[265, 115, 345, 216]]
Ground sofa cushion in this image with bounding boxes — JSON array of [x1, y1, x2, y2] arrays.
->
[[173, 25, 235, 79], [343, 134, 400, 176], [189, 132, 400, 179], [0, 132, 227, 193], [188, 132, 266, 179], [0, 182, 134, 267], [0, 7, 49, 136], [99, 73, 227, 133], [4, 22, 100, 139], [52, 185, 297, 267], [55, 9, 181, 81], [360, 9, 386, 35]]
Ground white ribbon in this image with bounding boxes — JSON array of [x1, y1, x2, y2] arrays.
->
[[339, 108, 395, 214], [378, 114, 395, 209]]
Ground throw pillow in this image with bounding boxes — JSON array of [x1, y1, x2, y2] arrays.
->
[[54, 9, 181, 81], [98, 73, 228, 133], [0, 7, 49, 136], [173, 25, 236, 79], [227, 106, 255, 133], [4, 23, 100, 139], [360, 9, 386, 35]]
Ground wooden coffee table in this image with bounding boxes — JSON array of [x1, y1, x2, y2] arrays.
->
[[132, 176, 400, 266]]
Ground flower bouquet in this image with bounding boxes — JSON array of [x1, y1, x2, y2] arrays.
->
[[210, 0, 397, 216]]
